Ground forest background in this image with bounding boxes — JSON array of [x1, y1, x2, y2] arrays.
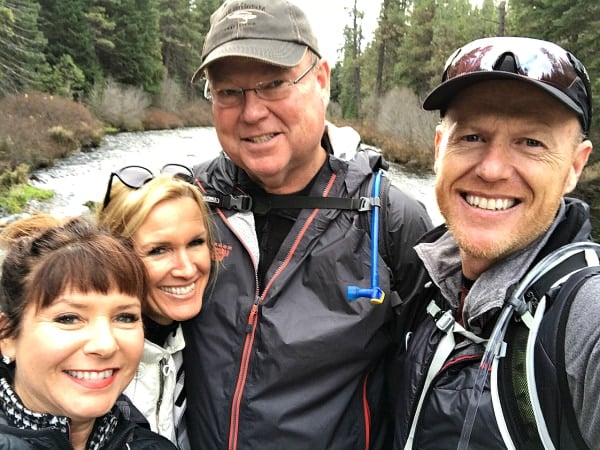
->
[[0, 0, 599, 237]]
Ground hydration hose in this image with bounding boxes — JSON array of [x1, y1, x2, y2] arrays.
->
[[457, 241, 600, 450], [346, 170, 385, 305]]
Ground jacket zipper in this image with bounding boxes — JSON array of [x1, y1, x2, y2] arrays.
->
[[225, 174, 337, 450], [157, 357, 167, 429], [228, 297, 260, 450], [362, 374, 372, 450]]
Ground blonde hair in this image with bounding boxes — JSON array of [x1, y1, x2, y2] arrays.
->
[[97, 175, 215, 257]]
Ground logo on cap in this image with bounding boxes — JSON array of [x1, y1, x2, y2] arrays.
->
[[227, 10, 258, 24]]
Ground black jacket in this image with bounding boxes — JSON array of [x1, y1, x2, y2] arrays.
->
[[0, 419, 175, 450], [0, 363, 176, 450], [393, 198, 594, 449], [184, 148, 432, 450]]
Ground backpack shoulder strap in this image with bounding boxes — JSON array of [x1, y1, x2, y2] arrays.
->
[[358, 171, 392, 272], [498, 243, 600, 450], [534, 264, 600, 450]]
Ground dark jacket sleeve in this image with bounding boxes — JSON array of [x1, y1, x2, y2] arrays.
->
[[385, 182, 433, 302]]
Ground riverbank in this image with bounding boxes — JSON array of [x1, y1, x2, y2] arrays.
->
[[1, 91, 599, 241]]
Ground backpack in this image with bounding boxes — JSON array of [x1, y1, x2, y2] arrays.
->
[[200, 158, 396, 303], [403, 240, 600, 450], [495, 243, 600, 450]]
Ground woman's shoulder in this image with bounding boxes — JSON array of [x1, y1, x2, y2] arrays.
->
[[110, 406, 176, 450], [0, 422, 72, 449], [121, 426, 177, 450]]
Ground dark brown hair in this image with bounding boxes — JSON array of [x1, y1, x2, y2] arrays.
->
[[0, 214, 148, 339]]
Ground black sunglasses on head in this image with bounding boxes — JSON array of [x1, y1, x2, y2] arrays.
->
[[425, 37, 592, 135], [102, 163, 194, 209]]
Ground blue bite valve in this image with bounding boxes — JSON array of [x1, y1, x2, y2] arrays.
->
[[345, 170, 385, 305], [346, 286, 385, 304]]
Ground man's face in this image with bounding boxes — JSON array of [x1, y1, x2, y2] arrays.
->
[[434, 80, 592, 278], [207, 53, 331, 194]]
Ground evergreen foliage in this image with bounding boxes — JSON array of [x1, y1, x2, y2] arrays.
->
[[0, 0, 48, 95], [38, 0, 101, 93], [96, 0, 164, 94], [0, 0, 597, 150], [337, 0, 600, 151]]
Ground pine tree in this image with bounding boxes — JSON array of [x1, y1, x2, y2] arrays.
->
[[157, 0, 206, 87], [339, 0, 364, 119], [0, 0, 49, 95], [96, 0, 164, 94], [37, 0, 101, 93]]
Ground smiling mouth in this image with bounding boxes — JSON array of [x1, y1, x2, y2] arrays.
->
[[464, 194, 517, 211], [161, 282, 195, 296], [65, 369, 115, 380], [244, 133, 276, 143]]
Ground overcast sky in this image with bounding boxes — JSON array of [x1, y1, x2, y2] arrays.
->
[[288, 0, 382, 63]]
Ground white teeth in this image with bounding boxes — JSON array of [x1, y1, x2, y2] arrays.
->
[[161, 283, 195, 296], [66, 370, 114, 380], [248, 134, 275, 143], [465, 195, 515, 211]]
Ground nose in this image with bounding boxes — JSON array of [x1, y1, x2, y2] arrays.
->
[[83, 318, 119, 357], [171, 249, 196, 278], [475, 141, 513, 182], [240, 90, 269, 123]]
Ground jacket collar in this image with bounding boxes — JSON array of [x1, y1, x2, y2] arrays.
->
[[416, 197, 592, 333]]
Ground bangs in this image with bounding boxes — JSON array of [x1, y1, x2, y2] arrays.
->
[[29, 234, 147, 309]]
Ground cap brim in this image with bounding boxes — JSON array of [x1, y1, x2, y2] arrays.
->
[[422, 71, 585, 120], [191, 39, 307, 83]]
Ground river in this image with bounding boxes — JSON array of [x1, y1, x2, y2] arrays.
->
[[27, 127, 442, 225]]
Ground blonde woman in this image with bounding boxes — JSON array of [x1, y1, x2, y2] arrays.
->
[[97, 164, 214, 450]]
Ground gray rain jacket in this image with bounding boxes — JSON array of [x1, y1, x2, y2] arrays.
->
[[183, 127, 432, 450]]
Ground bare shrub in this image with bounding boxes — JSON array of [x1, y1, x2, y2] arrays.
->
[[177, 101, 214, 127], [87, 79, 151, 131], [0, 164, 29, 188], [327, 101, 343, 120], [48, 126, 77, 149], [143, 108, 184, 130], [377, 87, 438, 153], [0, 92, 104, 170], [155, 77, 183, 112], [580, 160, 600, 183]]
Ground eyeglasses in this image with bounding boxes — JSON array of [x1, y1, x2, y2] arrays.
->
[[102, 163, 193, 209], [440, 37, 591, 133], [204, 58, 318, 108]]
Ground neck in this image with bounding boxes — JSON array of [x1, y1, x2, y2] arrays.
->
[[259, 147, 327, 194], [69, 420, 95, 450]]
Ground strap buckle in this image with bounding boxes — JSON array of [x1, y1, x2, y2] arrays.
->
[[358, 196, 381, 212]]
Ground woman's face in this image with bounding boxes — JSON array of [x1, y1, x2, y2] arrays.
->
[[134, 196, 211, 324], [0, 288, 144, 427]]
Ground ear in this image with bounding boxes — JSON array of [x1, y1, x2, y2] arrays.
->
[[316, 59, 330, 93], [563, 139, 592, 194], [433, 124, 444, 173], [0, 314, 16, 362]]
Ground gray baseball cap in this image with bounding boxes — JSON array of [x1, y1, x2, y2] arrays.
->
[[191, 0, 321, 83]]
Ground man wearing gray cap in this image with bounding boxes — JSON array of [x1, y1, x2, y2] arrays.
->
[[183, 0, 432, 449], [392, 37, 600, 450]]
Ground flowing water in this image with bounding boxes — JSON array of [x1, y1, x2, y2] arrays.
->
[[25, 127, 442, 224]]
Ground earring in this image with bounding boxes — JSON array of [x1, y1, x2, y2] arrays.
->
[[2, 355, 11, 365]]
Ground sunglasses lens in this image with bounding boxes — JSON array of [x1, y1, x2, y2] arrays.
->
[[161, 164, 193, 182], [444, 38, 581, 92], [117, 166, 154, 189]]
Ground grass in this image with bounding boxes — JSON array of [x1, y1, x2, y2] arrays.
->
[[0, 184, 54, 214]]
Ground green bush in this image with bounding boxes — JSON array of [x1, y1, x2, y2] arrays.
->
[[0, 183, 54, 214]]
